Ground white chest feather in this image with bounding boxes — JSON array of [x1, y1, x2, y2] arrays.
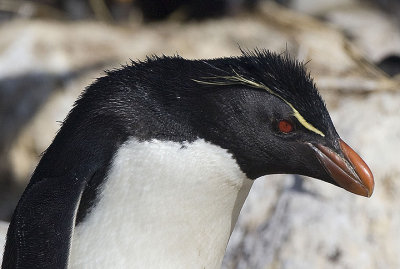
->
[[69, 139, 253, 269]]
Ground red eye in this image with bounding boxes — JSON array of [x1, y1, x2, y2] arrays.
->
[[278, 120, 293, 133]]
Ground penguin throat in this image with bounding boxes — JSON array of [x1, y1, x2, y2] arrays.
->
[[70, 138, 253, 269]]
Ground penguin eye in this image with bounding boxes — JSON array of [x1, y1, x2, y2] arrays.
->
[[278, 120, 294, 134]]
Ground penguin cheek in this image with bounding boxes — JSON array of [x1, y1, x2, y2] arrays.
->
[[293, 143, 338, 185], [274, 142, 332, 182]]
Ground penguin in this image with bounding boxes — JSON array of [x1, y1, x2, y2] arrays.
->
[[1, 49, 374, 269]]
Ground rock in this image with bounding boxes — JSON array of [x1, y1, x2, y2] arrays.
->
[[326, 6, 400, 63], [284, 0, 357, 16]]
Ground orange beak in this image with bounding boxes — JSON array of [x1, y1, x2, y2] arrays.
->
[[311, 139, 374, 197]]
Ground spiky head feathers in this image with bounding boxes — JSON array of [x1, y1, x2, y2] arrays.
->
[[194, 49, 335, 138]]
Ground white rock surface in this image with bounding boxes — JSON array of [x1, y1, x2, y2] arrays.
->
[[326, 6, 400, 62]]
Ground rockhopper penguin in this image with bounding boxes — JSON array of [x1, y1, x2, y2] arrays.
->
[[2, 50, 374, 269]]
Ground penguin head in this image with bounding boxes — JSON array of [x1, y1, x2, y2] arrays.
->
[[189, 50, 374, 197]]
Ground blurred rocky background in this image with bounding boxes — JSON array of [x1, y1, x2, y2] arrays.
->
[[0, 0, 400, 268]]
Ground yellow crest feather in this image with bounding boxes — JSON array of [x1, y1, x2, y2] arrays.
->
[[192, 72, 326, 137]]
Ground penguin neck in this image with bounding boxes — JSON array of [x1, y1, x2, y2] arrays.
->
[[70, 138, 253, 269]]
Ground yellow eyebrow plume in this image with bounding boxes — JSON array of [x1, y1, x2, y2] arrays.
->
[[287, 104, 325, 137], [192, 72, 325, 137]]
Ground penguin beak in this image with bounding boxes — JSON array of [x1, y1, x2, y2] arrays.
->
[[308, 139, 374, 197]]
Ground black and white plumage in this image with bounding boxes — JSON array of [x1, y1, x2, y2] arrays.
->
[[1, 50, 374, 269]]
